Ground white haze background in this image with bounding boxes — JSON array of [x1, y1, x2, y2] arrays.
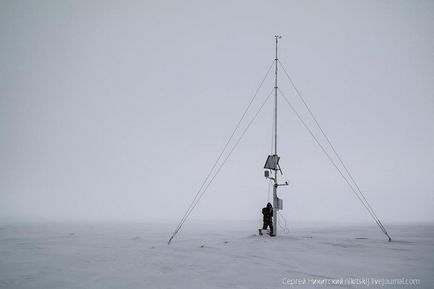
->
[[1, 0, 433, 224]]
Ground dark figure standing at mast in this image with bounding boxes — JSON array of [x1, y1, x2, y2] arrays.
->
[[261, 203, 274, 236]]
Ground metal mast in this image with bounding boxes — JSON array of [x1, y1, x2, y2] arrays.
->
[[273, 35, 281, 235], [274, 36, 279, 157]]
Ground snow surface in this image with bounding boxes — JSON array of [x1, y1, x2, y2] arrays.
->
[[0, 222, 433, 289]]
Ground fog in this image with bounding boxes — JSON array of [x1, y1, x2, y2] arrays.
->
[[1, 0, 433, 224]]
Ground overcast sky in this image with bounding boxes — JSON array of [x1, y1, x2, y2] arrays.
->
[[1, 0, 433, 224]]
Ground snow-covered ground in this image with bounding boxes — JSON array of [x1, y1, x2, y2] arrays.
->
[[0, 221, 433, 289]]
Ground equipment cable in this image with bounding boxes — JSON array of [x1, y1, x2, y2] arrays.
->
[[278, 211, 290, 234]]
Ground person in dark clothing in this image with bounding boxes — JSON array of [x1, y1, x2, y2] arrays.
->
[[261, 202, 274, 236]]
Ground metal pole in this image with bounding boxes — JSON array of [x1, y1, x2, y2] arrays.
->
[[273, 183, 277, 236], [274, 35, 278, 157], [273, 35, 280, 236]]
